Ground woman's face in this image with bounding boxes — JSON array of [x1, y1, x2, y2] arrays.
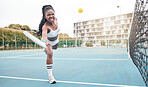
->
[[45, 9, 55, 23]]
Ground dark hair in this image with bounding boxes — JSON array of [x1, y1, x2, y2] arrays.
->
[[37, 5, 55, 36]]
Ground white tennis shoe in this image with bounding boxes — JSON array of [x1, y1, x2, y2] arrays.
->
[[49, 76, 56, 84]]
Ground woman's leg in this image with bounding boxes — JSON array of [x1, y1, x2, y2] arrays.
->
[[45, 44, 56, 84], [46, 44, 53, 64]]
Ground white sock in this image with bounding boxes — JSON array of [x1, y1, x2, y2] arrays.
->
[[47, 64, 53, 77]]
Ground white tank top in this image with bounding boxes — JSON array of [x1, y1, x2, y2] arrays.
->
[[47, 28, 60, 46], [47, 28, 60, 37]]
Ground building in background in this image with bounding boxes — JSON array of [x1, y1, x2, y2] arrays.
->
[[73, 13, 132, 47]]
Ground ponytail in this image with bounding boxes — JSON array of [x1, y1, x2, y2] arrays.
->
[[38, 17, 47, 36]]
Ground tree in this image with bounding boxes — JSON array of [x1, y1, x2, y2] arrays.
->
[[15, 24, 22, 30], [21, 25, 31, 31], [115, 40, 120, 43], [58, 33, 69, 39], [8, 24, 22, 30], [0, 28, 2, 46], [100, 40, 105, 46], [8, 24, 15, 29], [85, 42, 93, 47], [6, 24, 31, 31]]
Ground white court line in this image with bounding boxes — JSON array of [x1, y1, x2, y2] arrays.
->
[[0, 53, 44, 59], [54, 58, 130, 61], [0, 57, 130, 61], [0, 76, 144, 87]]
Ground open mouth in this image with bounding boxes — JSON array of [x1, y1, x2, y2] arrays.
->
[[49, 18, 54, 22]]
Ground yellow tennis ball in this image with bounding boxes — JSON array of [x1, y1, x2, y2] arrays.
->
[[78, 8, 83, 13]]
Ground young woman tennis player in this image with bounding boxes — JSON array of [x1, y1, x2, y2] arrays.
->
[[38, 5, 60, 84]]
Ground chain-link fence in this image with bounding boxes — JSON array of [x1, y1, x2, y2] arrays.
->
[[0, 28, 127, 50], [0, 28, 83, 50], [0, 28, 41, 50]]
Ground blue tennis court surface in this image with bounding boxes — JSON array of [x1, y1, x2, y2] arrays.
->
[[0, 48, 146, 87]]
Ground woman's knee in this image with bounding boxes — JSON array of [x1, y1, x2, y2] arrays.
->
[[46, 50, 53, 57]]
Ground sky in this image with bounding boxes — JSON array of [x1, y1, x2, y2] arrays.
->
[[0, 0, 135, 37]]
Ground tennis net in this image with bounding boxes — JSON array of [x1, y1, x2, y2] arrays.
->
[[129, 0, 148, 86]]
